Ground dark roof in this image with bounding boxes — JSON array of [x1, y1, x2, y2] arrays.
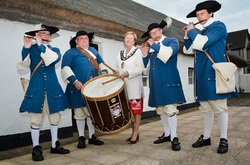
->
[[227, 29, 249, 50], [40, 0, 187, 41], [0, 0, 186, 43], [227, 50, 249, 68]]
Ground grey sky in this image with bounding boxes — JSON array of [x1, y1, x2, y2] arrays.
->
[[133, 0, 250, 32]]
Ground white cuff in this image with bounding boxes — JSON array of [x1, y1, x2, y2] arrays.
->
[[142, 61, 150, 75], [192, 34, 208, 51], [41, 48, 58, 66], [99, 63, 109, 73], [16, 54, 30, 70], [183, 46, 194, 54], [61, 66, 75, 82], [157, 46, 172, 63]]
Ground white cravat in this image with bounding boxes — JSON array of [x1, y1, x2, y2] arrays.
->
[[84, 48, 97, 59], [202, 18, 216, 28]]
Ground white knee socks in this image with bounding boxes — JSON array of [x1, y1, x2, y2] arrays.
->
[[31, 127, 40, 147], [167, 114, 177, 141], [76, 119, 86, 137], [218, 111, 228, 139], [203, 111, 214, 139], [50, 125, 58, 148], [160, 114, 170, 137], [86, 117, 95, 138]]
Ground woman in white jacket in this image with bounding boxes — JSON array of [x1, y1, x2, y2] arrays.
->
[[116, 31, 144, 144]]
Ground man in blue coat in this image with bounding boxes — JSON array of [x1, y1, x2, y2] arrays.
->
[[61, 31, 107, 149], [183, 0, 239, 154], [19, 24, 70, 161], [141, 17, 186, 151]]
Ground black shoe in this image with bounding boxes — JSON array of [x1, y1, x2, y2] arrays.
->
[[171, 137, 181, 151], [129, 134, 139, 144], [126, 137, 131, 141], [217, 138, 228, 154], [50, 141, 70, 154], [77, 136, 86, 149], [192, 135, 211, 148], [154, 133, 171, 144], [32, 145, 44, 161], [88, 134, 104, 145]]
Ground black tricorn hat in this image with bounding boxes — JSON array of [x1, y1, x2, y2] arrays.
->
[[141, 20, 167, 39], [25, 24, 59, 36], [186, 0, 221, 18], [69, 30, 94, 48]]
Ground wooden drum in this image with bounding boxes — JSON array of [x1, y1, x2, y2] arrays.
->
[[81, 74, 132, 135]]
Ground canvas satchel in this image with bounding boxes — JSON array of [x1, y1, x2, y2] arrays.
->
[[204, 51, 237, 94], [212, 62, 237, 94]]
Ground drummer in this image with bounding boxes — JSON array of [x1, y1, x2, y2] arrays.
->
[[61, 30, 108, 149]]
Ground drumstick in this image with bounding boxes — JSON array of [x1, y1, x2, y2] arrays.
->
[[102, 62, 116, 73], [102, 77, 120, 85]]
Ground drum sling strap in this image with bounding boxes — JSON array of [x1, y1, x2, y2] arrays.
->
[[77, 47, 99, 71]]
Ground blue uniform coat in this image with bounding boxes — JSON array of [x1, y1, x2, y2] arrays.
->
[[61, 47, 105, 108], [143, 37, 186, 107], [19, 44, 69, 114], [184, 21, 239, 101]]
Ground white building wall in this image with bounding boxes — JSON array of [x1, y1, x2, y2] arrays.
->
[[0, 19, 197, 137], [177, 54, 195, 103], [0, 20, 74, 136], [239, 74, 250, 93], [0, 19, 128, 136]]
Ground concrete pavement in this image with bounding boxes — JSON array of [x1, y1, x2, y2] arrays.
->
[[0, 98, 250, 165]]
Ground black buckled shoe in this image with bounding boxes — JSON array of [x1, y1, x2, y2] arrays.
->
[[154, 133, 171, 144], [192, 135, 211, 148], [32, 145, 44, 161], [88, 134, 104, 145], [171, 137, 181, 151], [217, 138, 228, 154], [77, 136, 86, 149], [50, 141, 70, 154]]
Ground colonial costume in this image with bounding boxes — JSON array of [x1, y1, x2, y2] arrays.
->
[[143, 35, 186, 107], [183, 0, 239, 154], [142, 18, 186, 151], [61, 30, 106, 149], [18, 24, 70, 161]]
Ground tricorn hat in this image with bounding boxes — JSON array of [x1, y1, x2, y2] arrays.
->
[[25, 24, 59, 36], [186, 0, 221, 18], [70, 30, 94, 48], [141, 16, 172, 38]]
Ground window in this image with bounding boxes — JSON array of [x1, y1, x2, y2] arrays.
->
[[188, 67, 194, 85]]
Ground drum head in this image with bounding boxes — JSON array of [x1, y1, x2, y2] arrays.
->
[[81, 74, 124, 100]]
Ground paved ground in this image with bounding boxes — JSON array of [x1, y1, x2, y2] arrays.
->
[[0, 95, 249, 165]]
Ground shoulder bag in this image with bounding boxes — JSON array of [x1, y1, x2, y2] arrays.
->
[[204, 51, 237, 94]]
